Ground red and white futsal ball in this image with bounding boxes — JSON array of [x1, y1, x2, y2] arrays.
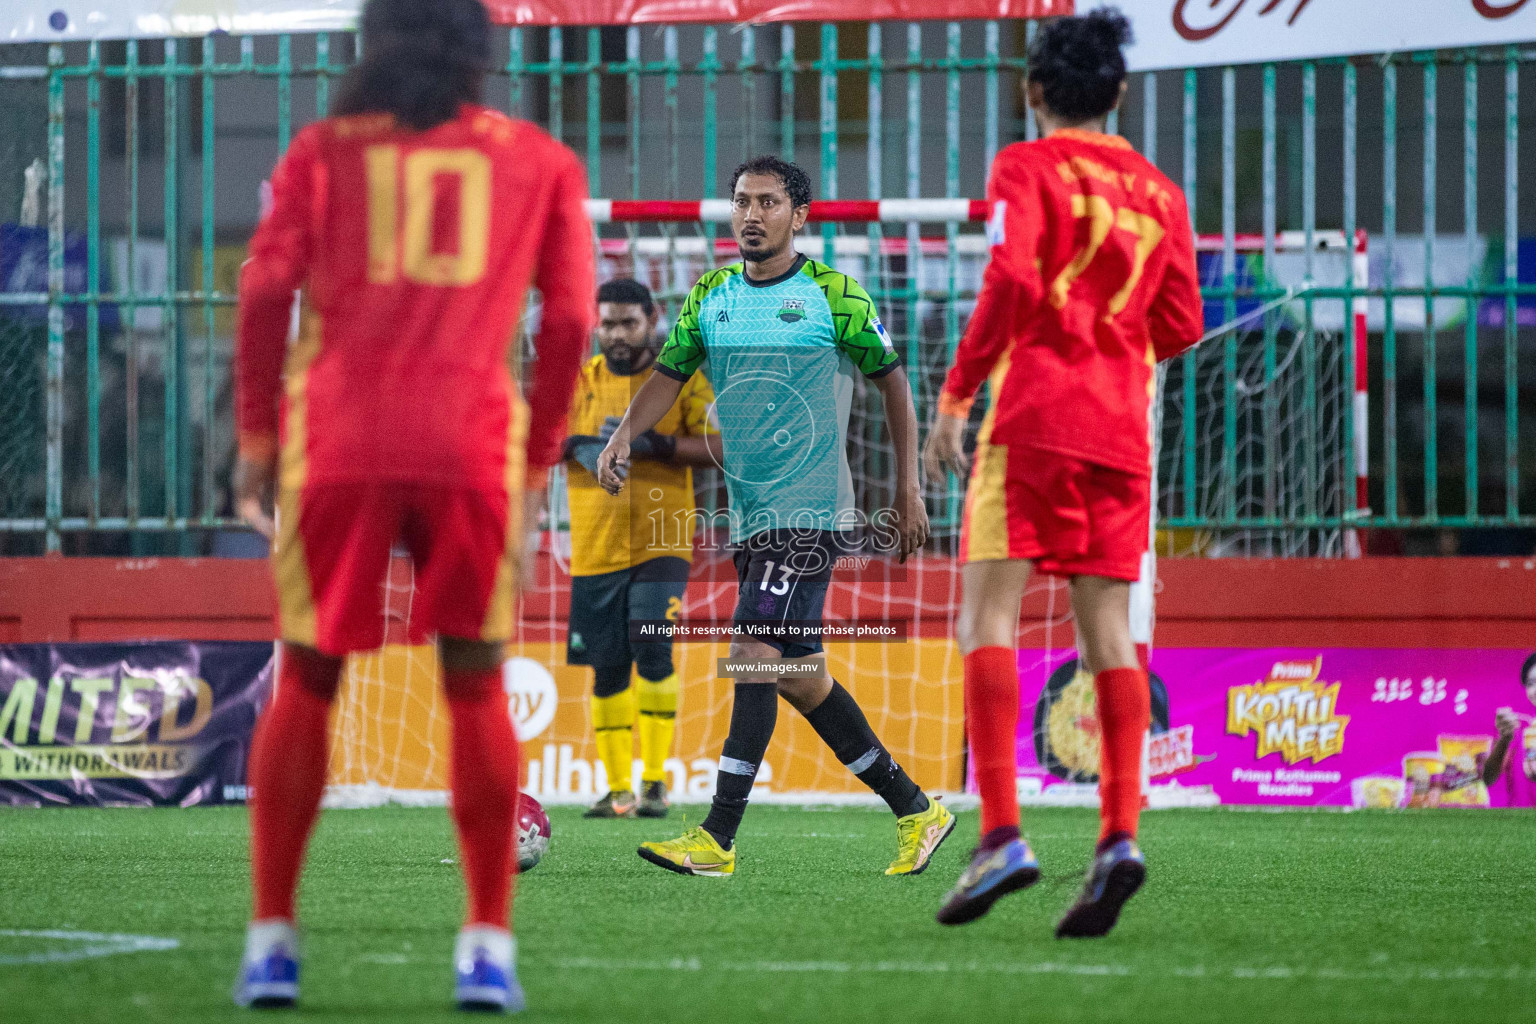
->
[[517, 793, 550, 872]]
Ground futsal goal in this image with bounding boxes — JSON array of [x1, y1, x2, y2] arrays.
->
[[325, 202, 1366, 807]]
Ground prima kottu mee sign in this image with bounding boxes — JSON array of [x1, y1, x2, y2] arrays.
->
[[8, 0, 1536, 66]]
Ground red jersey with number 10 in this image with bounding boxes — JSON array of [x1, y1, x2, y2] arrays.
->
[[939, 129, 1203, 476], [237, 105, 596, 491]]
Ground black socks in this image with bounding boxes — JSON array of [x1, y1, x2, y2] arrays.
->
[[700, 682, 779, 849], [805, 682, 929, 818]]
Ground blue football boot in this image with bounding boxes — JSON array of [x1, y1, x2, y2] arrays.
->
[[454, 926, 525, 1014], [935, 837, 1041, 926], [233, 920, 300, 1009], [1055, 838, 1146, 939]]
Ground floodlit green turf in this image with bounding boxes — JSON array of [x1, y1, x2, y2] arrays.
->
[[1, 804, 1532, 1023]]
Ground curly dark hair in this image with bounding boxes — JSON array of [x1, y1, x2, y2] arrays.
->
[[1523, 650, 1536, 686], [334, 0, 492, 132], [597, 278, 655, 316], [1027, 7, 1134, 124], [730, 155, 813, 209]]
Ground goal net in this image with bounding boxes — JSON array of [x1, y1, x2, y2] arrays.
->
[[325, 208, 1364, 807], [1157, 231, 1367, 559]]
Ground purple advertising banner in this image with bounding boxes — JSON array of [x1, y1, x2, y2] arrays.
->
[[0, 642, 274, 807], [1009, 648, 1536, 809]]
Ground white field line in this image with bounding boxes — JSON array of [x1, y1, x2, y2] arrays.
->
[[0, 929, 179, 965], [341, 951, 1536, 985], [531, 956, 1535, 985]]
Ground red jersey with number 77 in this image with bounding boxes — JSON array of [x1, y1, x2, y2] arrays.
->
[[236, 105, 596, 492], [939, 129, 1203, 477]]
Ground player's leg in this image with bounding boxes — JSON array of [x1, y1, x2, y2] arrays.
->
[[637, 541, 782, 877], [1071, 574, 1145, 846], [937, 443, 1057, 926], [746, 529, 930, 821], [779, 664, 955, 875], [1054, 463, 1152, 940], [439, 636, 525, 1011], [568, 568, 640, 818], [237, 481, 395, 1007], [408, 484, 526, 1010], [238, 642, 343, 1007], [630, 558, 690, 818], [955, 558, 1032, 845], [587, 662, 638, 817], [637, 636, 771, 877], [760, 530, 950, 873], [935, 558, 1043, 925], [633, 661, 679, 817]]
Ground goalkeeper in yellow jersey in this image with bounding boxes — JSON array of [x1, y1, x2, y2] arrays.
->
[[563, 278, 722, 818]]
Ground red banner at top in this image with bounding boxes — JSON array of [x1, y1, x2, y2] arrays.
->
[[484, 0, 1067, 25], [8, 0, 1067, 42]]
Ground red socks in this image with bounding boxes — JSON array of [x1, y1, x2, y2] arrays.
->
[[1094, 667, 1150, 845], [445, 667, 522, 929], [248, 653, 522, 929], [964, 647, 1021, 837], [249, 646, 342, 922]]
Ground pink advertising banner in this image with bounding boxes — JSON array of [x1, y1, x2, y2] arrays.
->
[[1010, 648, 1536, 810]]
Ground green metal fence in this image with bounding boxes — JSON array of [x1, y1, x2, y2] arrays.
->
[[0, 27, 1532, 554]]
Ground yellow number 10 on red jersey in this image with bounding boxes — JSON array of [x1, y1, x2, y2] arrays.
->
[[364, 145, 492, 287]]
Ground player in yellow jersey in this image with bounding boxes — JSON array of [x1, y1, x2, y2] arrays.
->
[[564, 279, 721, 818]]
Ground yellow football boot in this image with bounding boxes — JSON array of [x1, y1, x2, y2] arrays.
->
[[637, 826, 736, 878], [885, 797, 956, 876]]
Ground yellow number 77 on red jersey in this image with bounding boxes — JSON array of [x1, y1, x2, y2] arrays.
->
[[1048, 192, 1167, 320]]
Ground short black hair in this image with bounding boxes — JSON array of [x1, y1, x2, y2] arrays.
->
[[597, 278, 655, 317], [730, 156, 813, 210], [1523, 651, 1536, 685], [334, 0, 492, 132], [1027, 7, 1134, 124]]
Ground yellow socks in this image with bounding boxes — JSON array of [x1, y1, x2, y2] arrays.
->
[[590, 686, 637, 794], [636, 672, 680, 784]]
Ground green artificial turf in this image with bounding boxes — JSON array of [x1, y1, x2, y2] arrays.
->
[[1, 804, 1531, 1023]]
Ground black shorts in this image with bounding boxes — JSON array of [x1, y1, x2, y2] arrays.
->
[[566, 556, 689, 673], [731, 530, 847, 659]]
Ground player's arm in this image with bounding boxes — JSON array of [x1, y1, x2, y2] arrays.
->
[[597, 278, 710, 492], [524, 147, 598, 493], [594, 374, 723, 468], [924, 159, 1043, 482], [595, 372, 684, 493], [233, 126, 320, 539], [871, 365, 929, 561], [827, 275, 930, 561], [1148, 190, 1204, 363]]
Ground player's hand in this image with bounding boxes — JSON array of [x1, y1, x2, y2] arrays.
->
[[596, 438, 631, 494], [893, 485, 930, 563], [233, 454, 277, 542], [1496, 707, 1519, 739], [922, 412, 969, 483]]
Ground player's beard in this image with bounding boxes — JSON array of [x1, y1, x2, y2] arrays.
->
[[737, 229, 780, 264], [604, 343, 655, 376]]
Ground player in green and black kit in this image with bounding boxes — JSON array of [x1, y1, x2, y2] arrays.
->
[[596, 156, 956, 878]]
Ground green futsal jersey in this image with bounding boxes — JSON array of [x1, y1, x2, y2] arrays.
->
[[654, 254, 900, 543]]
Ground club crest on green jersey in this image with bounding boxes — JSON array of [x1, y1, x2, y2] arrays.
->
[[777, 299, 806, 323]]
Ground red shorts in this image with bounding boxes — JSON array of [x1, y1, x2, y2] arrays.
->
[[959, 443, 1149, 581], [273, 481, 521, 655]]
